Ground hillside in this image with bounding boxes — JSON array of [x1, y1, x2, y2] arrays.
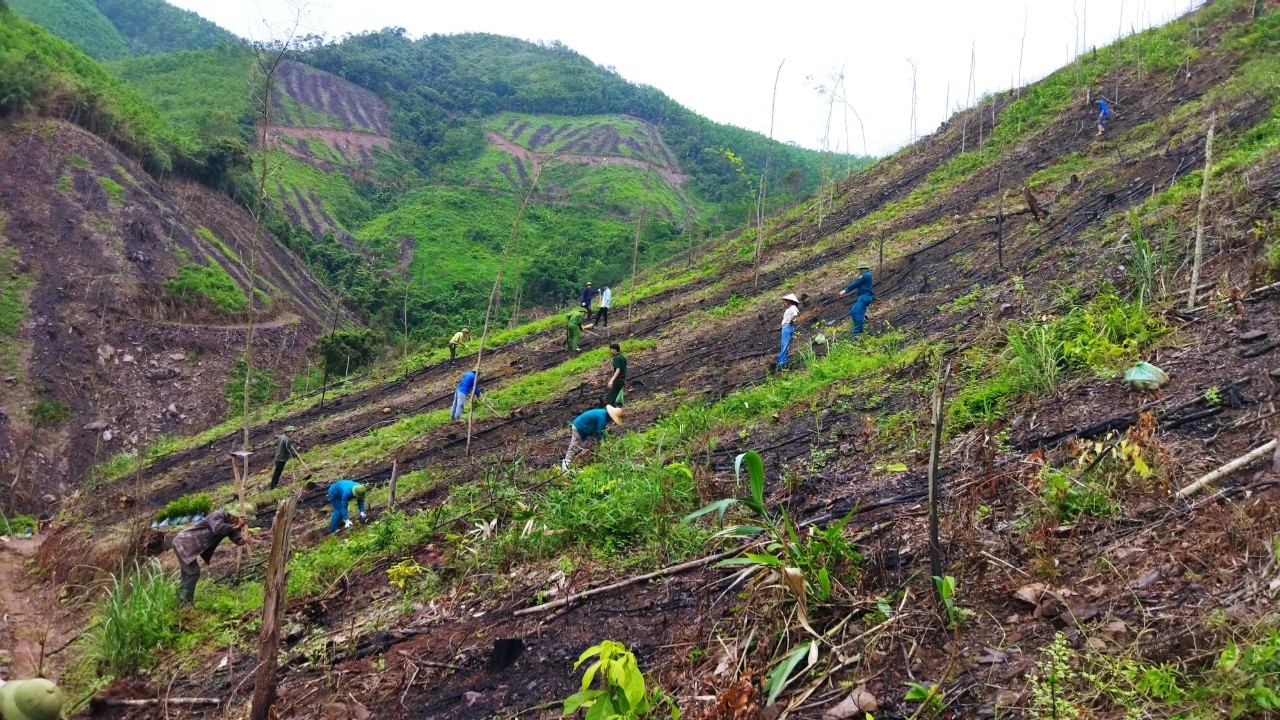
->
[[7, 1, 1280, 719], [0, 8, 341, 512], [7, 0, 234, 59]]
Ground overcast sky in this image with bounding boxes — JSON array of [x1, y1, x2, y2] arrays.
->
[[170, 0, 1201, 155]]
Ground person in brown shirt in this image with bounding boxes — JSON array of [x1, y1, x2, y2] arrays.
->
[[172, 505, 250, 605]]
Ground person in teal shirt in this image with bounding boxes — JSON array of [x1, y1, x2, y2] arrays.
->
[[562, 405, 623, 470], [838, 261, 874, 334], [327, 480, 367, 533]]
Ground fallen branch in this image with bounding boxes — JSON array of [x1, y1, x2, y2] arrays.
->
[[94, 698, 221, 707], [512, 546, 745, 617], [1242, 340, 1279, 359], [1175, 439, 1278, 499]]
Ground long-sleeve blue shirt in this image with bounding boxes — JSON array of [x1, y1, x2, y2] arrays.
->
[[843, 270, 874, 299], [579, 287, 595, 306], [457, 371, 481, 397], [572, 408, 611, 440], [328, 479, 366, 513], [1098, 99, 1110, 117]]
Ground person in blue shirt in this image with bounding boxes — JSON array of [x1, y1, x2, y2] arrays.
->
[[562, 405, 623, 470], [327, 479, 367, 533], [579, 282, 596, 313], [1096, 99, 1110, 136], [451, 370, 482, 421], [838, 261, 874, 335]]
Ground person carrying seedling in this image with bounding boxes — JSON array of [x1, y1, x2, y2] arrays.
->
[[594, 283, 612, 327], [603, 343, 626, 407], [565, 307, 586, 352], [327, 479, 367, 534], [172, 503, 250, 604], [451, 370, 482, 421], [1096, 98, 1111, 136], [838, 261, 875, 335], [579, 282, 596, 314], [776, 293, 802, 370], [562, 405, 623, 470], [448, 328, 471, 365], [270, 425, 299, 489], [0, 677, 65, 720]]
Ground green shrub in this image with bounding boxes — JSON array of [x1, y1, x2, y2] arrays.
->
[[312, 329, 380, 376], [224, 357, 278, 416], [88, 560, 179, 677], [0, 513, 36, 535], [96, 175, 124, 206], [154, 493, 212, 522], [164, 261, 246, 312], [31, 392, 72, 426]]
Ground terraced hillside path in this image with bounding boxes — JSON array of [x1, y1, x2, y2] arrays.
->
[[485, 130, 689, 186], [0, 537, 46, 678]]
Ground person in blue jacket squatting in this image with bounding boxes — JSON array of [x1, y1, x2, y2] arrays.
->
[[327, 479, 367, 533], [451, 370, 481, 422], [562, 404, 624, 470], [838, 261, 874, 335]]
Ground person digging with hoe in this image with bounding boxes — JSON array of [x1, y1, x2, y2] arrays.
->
[[328, 479, 367, 534], [565, 306, 586, 352], [0, 677, 64, 720], [451, 369, 482, 422], [270, 425, 300, 489], [448, 327, 471, 365], [172, 503, 251, 605], [562, 405, 623, 470], [838, 261, 874, 335]]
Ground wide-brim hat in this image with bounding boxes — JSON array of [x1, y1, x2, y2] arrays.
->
[[284, 425, 297, 432], [1, 679, 65, 720], [225, 503, 254, 518], [460, 327, 469, 333], [352, 484, 367, 499], [781, 293, 800, 304], [856, 261, 871, 270], [605, 405, 624, 424]]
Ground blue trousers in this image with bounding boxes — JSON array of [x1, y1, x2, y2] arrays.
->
[[777, 324, 794, 367], [328, 486, 350, 534], [850, 295, 872, 334], [450, 389, 468, 420]]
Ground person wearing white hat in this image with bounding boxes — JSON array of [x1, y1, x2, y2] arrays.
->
[[777, 294, 801, 369], [562, 405, 623, 470]]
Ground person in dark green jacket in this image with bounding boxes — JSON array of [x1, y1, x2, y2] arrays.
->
[[565, 308, 586, 351], [562, 405, 623, 470], [270, 425, 298, 489]]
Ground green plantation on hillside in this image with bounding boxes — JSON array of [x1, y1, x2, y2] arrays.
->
[[108, 46, 253, 147], [7, 0, 130, 60]]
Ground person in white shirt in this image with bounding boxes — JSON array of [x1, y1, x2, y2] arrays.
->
[[595, 284, 613, 327], [778, 293, 801, 369]]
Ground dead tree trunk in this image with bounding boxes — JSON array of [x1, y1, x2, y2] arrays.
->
[[250, 494, 298, 720], [753, 60, 785, 289], [1188, 112, 1216, 310], [927, 361, 951, 582]]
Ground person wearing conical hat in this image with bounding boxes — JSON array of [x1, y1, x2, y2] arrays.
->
[[777, 294, 801, 369], [327, 480, 367, 534], [838, 261, 875, 335], [0, 677, 65, 720], [562, 405, 623, 470], [172, 503, 251, 604]]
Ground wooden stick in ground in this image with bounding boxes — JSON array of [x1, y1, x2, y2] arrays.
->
[[231, 452, 248, 579], [388, 460, 399, 510], [250, 493, 298, 720], [1175, 438, 1278, 499], [753, 59, 785, 289], [513, 546, 746, 617], [1188, 112, 1216, 310], [927, 361, 951, 582]]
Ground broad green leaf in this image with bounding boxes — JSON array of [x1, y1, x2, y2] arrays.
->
[[563, 689, 605, 715], [579, 658, 604, 692], [575, 644, 605, 668], [817, 567, 831, 601], [765, 641, 814, 706], [886, 462, 908, 472], [735, 451, 765, 508], [585, 693, 615, 720], [683, 498, 738, 524], [717, 553, 784, 567]]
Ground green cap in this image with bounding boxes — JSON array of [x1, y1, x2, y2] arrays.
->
[[225, 503, 254, 519], [857, 261, 871, 270], [1, 679, 66, 720], [352, 484, 367, 500]]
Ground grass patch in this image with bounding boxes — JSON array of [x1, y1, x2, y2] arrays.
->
[[31, 392, 73, 426], [86, 560, 179, 677], [165, 260, 246, 313], [195, 226, 240, 264]]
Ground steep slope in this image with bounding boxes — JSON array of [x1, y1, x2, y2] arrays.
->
[[8, 0, 235, 58], [29, 3, 1280, 719], [6, 0, 129, 60]]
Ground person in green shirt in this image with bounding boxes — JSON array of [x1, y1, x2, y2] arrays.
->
[[603, 343, 626, 407], [565, 308, 585, 352], [448, 328, 471, 365], [269, 425, 298, 489]]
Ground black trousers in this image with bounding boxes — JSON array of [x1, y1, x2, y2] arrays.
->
[[604, 380, 623, 407], [595, 306, 609, 327], [177, 553, 201, 604], [270, 460, 287, 488], [449, 343, 458, 362]]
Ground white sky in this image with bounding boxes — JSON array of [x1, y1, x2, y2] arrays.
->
[[170, 0, 1201, 155]]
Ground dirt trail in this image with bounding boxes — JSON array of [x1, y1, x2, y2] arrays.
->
[[0, 537, 47, 679], [485, 131, 689, 186], [153, 312, 301, 332]]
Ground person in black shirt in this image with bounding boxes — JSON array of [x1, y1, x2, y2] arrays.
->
[[603, 343, 626, 407]]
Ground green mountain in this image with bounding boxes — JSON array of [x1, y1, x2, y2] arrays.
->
[[7, 0, 233, 59]]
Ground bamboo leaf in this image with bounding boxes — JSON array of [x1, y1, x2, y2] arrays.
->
[[764, 641, 813, 706]]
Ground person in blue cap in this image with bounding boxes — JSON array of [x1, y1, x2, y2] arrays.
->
[[838, 261, 874, 335], [327, 479, 367, 533]]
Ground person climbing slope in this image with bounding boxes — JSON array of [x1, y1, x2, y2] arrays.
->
[[579, 282, 596, 314], [776, 293, 801, 370], [1096, 98, 1110, 136], [0, 677, 65, 720], [448, 327, 471, 364], [562, 405, 623, 470], [595, 283, 612, 327], [603, 343, 626, 407], [565, 307, 586, 352], [838, 261, 874, 335], [451, 370, 482, 422], [172, 503, 250, 604], [269, 425, 299, 489], [327, 479, 367, 534]]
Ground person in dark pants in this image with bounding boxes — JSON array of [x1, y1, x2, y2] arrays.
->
[[595, 284, 612, 327], [603, 343, 626, 407], [172, 505, 249, 604], [838, 262, 874, 335], [448, 328, 471, 364], [1096, 98, 1111, 136], [269, 425, 297, 489], [579, 282, 595, 314], [562, 405, 623, 470]]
